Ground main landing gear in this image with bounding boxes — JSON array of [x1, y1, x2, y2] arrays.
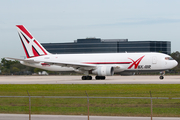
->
[[81, 76, 106, 80], [82, 76, 92, 80]]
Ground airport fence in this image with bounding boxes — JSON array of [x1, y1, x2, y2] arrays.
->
[[0, 92, 180, 120]]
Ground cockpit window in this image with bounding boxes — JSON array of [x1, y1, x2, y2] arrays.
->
[[165, 57, 174, 60]]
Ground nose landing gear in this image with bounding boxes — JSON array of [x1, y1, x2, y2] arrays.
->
[[159, 71, 165, 80], [159, 75, 164, 79]]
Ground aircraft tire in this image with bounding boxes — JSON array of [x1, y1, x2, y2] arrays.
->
[[87, 76, 92, 80], [82, 76, 92, 80], [159, 76, 164, 80], [95, 76, 105, 80], [82, 76, 87, 80]]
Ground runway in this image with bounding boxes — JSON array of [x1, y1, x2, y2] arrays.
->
[[0, 114, 179, 120], [0, 75, 179, 84]]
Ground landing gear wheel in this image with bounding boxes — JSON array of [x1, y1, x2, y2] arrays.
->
[[159, 76, 164, 80], [82, 76, 92, 80], [95, 76, 106, 80], [87, 76, 92, 80], [82, 76, 87, 80], [159, 71, 165, 80]]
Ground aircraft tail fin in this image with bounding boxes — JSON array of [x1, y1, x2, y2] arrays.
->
[[16, 25, 50, 58]]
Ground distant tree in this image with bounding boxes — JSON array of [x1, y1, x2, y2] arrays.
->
[[12, 67, 20, 74], [1, 58, 34, 75], [1, 58, 18, 69], [1, 68, 10, 75], [1, 58, 18, 75]]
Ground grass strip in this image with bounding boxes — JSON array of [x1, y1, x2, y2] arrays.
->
[[0, 84, 179, 116]]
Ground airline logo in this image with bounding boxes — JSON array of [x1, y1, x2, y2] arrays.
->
[[16, 25, 47, 58], [128, 55, 145, 69]]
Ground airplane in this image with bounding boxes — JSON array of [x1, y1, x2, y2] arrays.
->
[[6, 25, 178, 80]]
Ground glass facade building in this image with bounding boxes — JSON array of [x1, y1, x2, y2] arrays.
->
[[42, 38, 171, 54]]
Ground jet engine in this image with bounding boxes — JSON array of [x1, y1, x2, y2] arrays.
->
[[92, 66, 114, 76]]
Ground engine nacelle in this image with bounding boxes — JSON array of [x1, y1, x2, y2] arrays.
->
[[92, 66, 114, 76]]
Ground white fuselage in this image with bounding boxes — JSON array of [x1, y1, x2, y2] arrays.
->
[[21, 52, 178, 73]]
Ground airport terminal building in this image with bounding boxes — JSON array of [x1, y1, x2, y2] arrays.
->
[[41, 38, 171, 54]]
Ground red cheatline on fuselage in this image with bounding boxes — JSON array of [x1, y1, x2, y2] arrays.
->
[[84, 62, 132, 64]]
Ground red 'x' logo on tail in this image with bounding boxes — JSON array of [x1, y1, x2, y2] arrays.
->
[[17, 25, 48, 58], [128, 55, 145, 69]]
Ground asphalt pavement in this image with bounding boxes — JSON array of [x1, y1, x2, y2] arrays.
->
[[0, 75, 179, 84]]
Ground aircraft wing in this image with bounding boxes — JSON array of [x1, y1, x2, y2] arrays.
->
[[40, 61, 97, 71], [5, 57, 97, 71], [5, 57, 40, 64], [5, 57, 121, 71]]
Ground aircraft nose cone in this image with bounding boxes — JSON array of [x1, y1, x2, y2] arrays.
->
[[172, 60, 178, 68], [174, 60, 178, 67]]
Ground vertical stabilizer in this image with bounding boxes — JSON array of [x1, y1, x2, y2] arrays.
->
[[16, 25, 50, 58]]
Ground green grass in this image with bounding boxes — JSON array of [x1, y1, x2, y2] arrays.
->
[[0, 84, 180, 116]]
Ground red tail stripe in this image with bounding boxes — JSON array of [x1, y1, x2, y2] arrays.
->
[[34, 40, 47, 55], [19, 34, 30, 58], [32, 46, 40, 57], [21, 33, 30, 43], [21, 40, 30, 58], [16, 25, 33, 39]]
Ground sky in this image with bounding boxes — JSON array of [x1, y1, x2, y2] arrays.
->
[[0, 0, 180, 59]]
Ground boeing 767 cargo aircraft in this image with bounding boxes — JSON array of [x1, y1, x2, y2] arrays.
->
[[6, 25, 178, 80]]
